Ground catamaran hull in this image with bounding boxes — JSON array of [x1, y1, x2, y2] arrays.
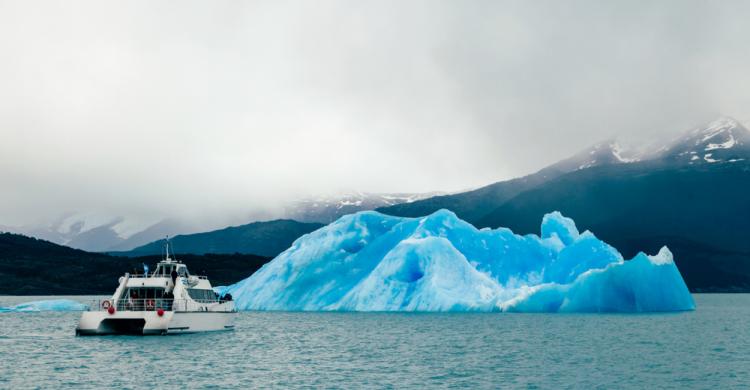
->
[[76, 311, 235, 336]]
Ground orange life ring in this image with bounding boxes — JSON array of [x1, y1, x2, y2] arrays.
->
[[101, 300, 111, 310]]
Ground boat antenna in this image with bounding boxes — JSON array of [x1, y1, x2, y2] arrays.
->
[[164, 236, 172, 262], [162, 235, 179, 263]]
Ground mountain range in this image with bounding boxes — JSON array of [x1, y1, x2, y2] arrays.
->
[[378, 117, 749, 219], [0, 216, 200, 253], [2, 116, 748, 293], [282, 191, 446, 224], [377, 117, 750, 291], [1, 192, 440, 253], [114, 219, 324, 258]]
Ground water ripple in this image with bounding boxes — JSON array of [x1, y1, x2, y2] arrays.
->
[[0, 295, 748, 389]]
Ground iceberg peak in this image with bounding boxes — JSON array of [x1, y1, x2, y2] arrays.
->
[[541, 211, 580, 245], [648, 246, 675, 265]]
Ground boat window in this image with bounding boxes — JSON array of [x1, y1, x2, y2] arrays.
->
[[117, 287, 168, 310], [178, 267, 188, 278], [187, 289, 216, 302], [155, 264, 176, 276], [121, 287, 165, 299]]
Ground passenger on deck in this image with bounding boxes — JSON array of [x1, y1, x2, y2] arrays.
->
[[126, 290, 137, 310], [132, 290, 140, 310], [163, 291, 174, 311], [171, 269, 178, 285]]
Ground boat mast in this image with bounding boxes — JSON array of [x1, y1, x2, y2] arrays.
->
[[163, 236, 174, 263]]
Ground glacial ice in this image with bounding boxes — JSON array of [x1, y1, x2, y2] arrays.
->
[[221, 210, 695, 312], [0, 299, 88, 313]]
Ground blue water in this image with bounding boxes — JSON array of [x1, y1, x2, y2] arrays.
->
[[0, 294, 748, 389]]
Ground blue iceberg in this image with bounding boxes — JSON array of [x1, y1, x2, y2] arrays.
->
[[0, 299, 88, 313], [223, 210, 695, 312]]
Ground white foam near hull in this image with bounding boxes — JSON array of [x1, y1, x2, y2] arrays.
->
[[76, 310, 235, 335]]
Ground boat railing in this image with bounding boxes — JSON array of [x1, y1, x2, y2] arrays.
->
[[123, 273, 209, 280], [86, 298, 235, 313]]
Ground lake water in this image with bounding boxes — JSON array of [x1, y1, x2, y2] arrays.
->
[[0, 294, 748, 389]]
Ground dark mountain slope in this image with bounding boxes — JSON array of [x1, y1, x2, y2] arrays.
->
[[117, 219, 323, 257], [377, 139, 638, 224], [376, 172, 555, 223], [475, 161, 750, 291], [0, 233, 270, 295], [379, 117, 750, 227]]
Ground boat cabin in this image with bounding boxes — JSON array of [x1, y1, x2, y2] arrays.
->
[[152, 261, 190, 278], [117, 286, 171, 311]]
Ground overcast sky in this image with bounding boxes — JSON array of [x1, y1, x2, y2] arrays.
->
[[1, 0, 749, 228]]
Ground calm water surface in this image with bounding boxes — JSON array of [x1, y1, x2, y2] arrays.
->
[[0, 294, 748, 389]]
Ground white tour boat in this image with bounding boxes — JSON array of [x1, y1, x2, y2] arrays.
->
[[76, 243, 236, 335]]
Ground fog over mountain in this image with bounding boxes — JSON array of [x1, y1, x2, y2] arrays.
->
[[1, 1, 750, 233]]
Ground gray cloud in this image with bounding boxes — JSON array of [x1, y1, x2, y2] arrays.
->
[[1, 0, 749, 227]]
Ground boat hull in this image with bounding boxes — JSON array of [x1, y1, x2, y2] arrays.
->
[[76, 311, 235, 336]]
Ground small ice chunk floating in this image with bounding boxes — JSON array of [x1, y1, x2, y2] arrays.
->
[[0, 299, 88, 312], [220, 210, 695, 312]]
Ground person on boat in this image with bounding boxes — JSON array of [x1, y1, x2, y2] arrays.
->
[[171, 268, 178, 285], [125, 290, 135, 310], [132, 290, 141, 311], [163, 291, 174, 311]]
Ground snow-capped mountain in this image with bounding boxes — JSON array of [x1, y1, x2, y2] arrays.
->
[[0, 214, 195, 253], [283, 191, 448, 223], [378, 115, 750, 225], [6, 116, 747, 253], [658, 117, 750, 164], [0, 214, 125, 252], [1, 193, 446, 251], [550, 139, 643, 173], [100, 218, 202, 252], [553, 116, 750, 172]]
